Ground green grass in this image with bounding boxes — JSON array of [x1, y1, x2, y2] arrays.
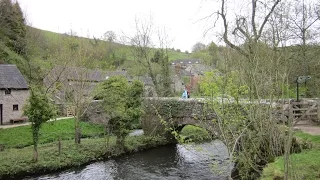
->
[[0, 118, 105, 148], [179, 125, 211, 143], [167, 50, 190, 61], [0, 117, 169, 179], [261, 131, 320, 180], [295, 131, 320, 145], [0, 135, 168, 179], [261, 149, 320, 180], [30, 27, 189, 62]]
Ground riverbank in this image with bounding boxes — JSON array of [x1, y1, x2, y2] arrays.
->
[[0, 135, 169, 179], [261, 131, 320, 179], [0, 118, 170, 179]]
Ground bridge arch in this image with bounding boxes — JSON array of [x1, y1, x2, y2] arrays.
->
[[141, 98, 218, 137]]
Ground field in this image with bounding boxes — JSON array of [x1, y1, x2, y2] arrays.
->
[[0, 118, 105, 148]]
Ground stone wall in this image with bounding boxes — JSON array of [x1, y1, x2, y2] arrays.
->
[[0, 90, 29, 124], [141, 98, 216, 136], [83, 100, 108, 125]]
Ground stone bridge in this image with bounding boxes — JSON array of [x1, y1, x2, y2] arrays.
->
[[141, 98, 217, 136], [85, 97, 320, 137], [84, 98, 218, 137]]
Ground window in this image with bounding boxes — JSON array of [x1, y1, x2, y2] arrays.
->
[[5, 89, 11, 95], [13, 105, 18, 111]]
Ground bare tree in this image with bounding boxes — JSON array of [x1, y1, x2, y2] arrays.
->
[[192, 42, 206, 52], [128, 16, 173, 96], [103, 31, 117, 42], [44, 32, 103, 144], [214, 0, 281, 99], [287, 0, 320, 97], [202, 1, 300, 179]]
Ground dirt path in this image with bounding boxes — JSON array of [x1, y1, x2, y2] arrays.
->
[[294, 120, 320, 136], [0, 117, 71, 129]]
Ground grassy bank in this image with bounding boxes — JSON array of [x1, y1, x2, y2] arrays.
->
[[261, 132, 320, 179], [179, 125, 211, 143], [0, 135, 168, 179], [0, 118, 105, 148]]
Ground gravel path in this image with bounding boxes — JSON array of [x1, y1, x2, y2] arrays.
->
[[294, 120, 320, 136]]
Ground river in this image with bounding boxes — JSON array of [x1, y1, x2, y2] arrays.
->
[[24, 140, 231, 180]]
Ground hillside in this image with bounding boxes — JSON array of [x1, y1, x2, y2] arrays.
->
[[1, 26, 191, 83]]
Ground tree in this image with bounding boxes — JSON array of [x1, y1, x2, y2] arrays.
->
[[103, 31, 117, 42], [215, 0, 281, 98], [0, 0, 26, 55], [24, 87, 56, 162], [191, 42, 220, 67], [287, 0, 320, 97], [157, 50, 172, 97], [96, 76, 143, 147], [129, 17, 173, 96], [205, 1, 296, 179], [11, 2, 26, 54], [192, 42, 206, 52], [44, 32, 104, 144]]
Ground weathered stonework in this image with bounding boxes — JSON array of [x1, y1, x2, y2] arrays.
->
[[141, 98, 217, 136], [83, 100, 108, 124], [83, 98, 217, 136], [0, 90, 29, 124]]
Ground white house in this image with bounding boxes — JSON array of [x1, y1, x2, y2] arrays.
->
[[0, 64, 29, 125]]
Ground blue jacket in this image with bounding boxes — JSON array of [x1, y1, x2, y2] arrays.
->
[[182, 90, 188, 99]]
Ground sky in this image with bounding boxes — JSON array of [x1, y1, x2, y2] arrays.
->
[[17, 0, 219, 52]]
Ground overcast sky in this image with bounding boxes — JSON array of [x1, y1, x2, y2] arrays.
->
[[17, 0, 219, 52]]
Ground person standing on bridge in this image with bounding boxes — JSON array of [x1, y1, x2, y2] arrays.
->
[[182, 89, 188, 99]]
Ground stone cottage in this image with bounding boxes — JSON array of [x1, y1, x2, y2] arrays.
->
[[43, 66, 157, 116], [0, 64, 29, 125]]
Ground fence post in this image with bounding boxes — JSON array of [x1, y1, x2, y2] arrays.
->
[[58, 136, 62, 155], [317, 102, 320, 121]]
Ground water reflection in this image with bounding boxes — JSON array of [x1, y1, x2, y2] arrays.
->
[[25, 140, 231, 180]]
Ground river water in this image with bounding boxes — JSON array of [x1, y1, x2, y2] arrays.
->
[[24, 140, 231, 180]]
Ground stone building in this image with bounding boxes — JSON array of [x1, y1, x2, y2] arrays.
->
[[0, 64, 29, 125], [43, 66, 157, 116]]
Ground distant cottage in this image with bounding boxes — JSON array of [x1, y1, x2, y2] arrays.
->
[[43, 66, 157, 116], [170, 59, 201, 66], [0, 64, 29, 125]]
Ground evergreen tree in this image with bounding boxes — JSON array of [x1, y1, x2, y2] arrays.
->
[[0, 0, 26, 55], [11, 2, 26, 54]]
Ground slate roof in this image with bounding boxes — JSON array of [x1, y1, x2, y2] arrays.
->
[[171, 59, 201, 65], [45, 66, 130, 83], [44, 66, 155, 91], [0, 64, 28, 89]]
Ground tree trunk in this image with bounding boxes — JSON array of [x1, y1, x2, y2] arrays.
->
[[116, 135, 125, 149], [58, 136, 62, 155], [33, 144, 38, 162], [74, 116, 81, 144], [75, 127, 81, 144]]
